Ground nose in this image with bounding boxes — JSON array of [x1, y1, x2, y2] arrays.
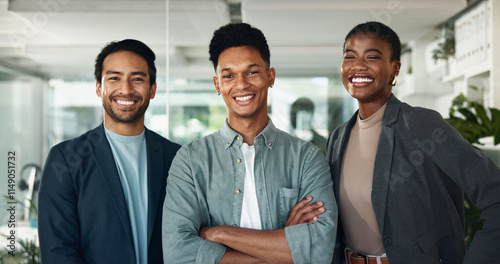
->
[[120, 79, 134, 94], [234, 74, 250, 90], [351, 58, 368, 71]]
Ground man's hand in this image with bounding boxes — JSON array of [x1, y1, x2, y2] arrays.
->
[[199, 226, 218, 241], [285, 196, 325, 227]]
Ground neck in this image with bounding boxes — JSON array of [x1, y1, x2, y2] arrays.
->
[[358, 97, 390, 119], [228, 115, 268, 146], [104, 117, 145, 136]]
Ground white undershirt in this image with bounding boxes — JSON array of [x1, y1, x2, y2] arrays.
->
[[239, 143, 262, 230]]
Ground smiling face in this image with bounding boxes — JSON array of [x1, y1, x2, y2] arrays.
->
[[213, 45, 275, 126], [341, 33, 400, 109], [96, 50, 156, 133]]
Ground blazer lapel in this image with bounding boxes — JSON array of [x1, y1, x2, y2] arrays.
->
[[333, 114, 358, 198], [90, 124, 135, 249], [371, 94, 400, 236], [145, 129, 164, 243]]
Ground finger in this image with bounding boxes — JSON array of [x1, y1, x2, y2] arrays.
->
[[286, 201, 325, 226], [287, 196, 313, 219], [291, 196, 313, 212], [305, 207, 325, 224], [295, 201, 323, 216]]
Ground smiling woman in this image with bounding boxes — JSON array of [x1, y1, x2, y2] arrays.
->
[[327, 21, 500, 264], [341, 24, 401, 119]]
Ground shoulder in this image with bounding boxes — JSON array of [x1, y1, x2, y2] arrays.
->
[[51, 125, 107, 153], [145, 128, 182, 151], [177, 131, 220, 155], [396, 102, 448, 129], [274, 129, 324, 158]]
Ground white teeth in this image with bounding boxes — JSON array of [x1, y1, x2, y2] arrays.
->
[[235, 95, 254, 101], [116, 100, 134, 105], [352, 78, 374, 83]]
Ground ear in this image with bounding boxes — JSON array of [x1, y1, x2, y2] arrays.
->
[[213, 76, 221, 95], [149, 82, 157, 99], [393, 60, 401, 76], [268, 67, 276, 87], [96, 81, 102, 97]]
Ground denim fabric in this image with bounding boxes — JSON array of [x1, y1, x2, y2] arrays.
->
[[163, 118, 338, 264]]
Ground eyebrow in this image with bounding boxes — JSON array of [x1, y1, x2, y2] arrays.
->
[[105, 70, 148, 76], [220, 63, 261, 73], [344, 49, 383, 55]]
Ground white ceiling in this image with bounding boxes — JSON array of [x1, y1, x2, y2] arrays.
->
[[0, 0, 468, 81]]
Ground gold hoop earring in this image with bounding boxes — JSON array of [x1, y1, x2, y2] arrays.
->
[[391, 75, 398, 86]]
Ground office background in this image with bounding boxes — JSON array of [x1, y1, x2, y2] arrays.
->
[[1, 0, 500, 259]]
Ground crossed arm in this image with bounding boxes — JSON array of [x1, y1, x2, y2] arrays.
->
[[162, 146, 337, 264], [199, 196, 325, 264]]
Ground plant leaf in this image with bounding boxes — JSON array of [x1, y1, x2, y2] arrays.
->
[[457, 108, 479, 124], [472, 102, 493, 133]]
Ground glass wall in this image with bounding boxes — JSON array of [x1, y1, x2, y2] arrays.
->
[[0, 75, 45, 245], [167, 75, 356, 150]]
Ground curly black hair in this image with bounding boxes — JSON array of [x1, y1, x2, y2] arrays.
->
[[209, 23, 270, 70]]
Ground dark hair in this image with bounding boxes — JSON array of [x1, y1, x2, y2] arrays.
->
[[209, 23, 271, 70], [94, 39, 157, 86], [344, 21, 401, 61]]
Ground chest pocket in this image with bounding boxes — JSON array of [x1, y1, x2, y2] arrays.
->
[[278, 187, 300, 227]]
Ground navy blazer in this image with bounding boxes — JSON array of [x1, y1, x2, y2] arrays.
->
[[327, 94, 500, 264], [38, 124, 180, 264]]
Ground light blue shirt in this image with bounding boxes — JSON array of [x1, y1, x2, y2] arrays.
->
[[162, 118, 338, 264], [105, 128, 148, 264]]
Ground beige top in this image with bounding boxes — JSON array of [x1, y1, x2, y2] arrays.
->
[[339, 103, 387, 255]]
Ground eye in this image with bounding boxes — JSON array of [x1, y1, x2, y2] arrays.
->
[[222, 74, 234, 79], [367, 56, 380, 60], [132, 77, 144, 82], [108, 76, 119, 81], [248, 71, 259, 75], [343, 55, 355, 60]]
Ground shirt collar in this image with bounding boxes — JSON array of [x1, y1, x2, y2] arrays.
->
[[220, 117, 278, 150]]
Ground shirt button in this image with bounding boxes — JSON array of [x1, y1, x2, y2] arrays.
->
[[237, 136, 240, 140], [232, 224, 237, 227], [236, 158, 242, 163], [225, 143, 230, 147], [236, 189, 241, 194], [268, 142, 272, 146], [384, 238, 392, 246]]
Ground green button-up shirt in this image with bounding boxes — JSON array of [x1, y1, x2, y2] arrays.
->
[[162, 118, 337, 263]]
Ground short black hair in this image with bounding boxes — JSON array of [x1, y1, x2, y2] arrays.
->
[[94, 39, 157, 86], [209, 23, 271, 70], [344, 21, 401, 61]]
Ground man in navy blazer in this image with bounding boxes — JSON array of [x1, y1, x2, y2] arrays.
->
[[38, 39, 180, 264]]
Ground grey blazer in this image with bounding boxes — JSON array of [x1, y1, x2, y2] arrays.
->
[[327, 94, 500, 264]]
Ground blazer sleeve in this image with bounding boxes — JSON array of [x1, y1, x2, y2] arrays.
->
[[162, 146, 226, 264], [38, 145, 86, 264], [415, 110, 500, 263]]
